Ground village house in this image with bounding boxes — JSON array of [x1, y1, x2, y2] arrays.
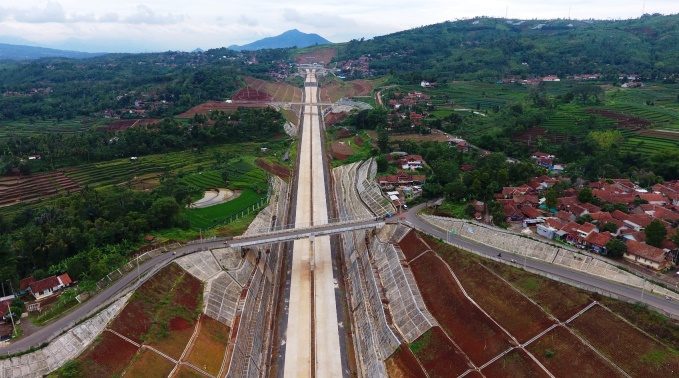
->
[[398, 154, 425, 170], [624, 240, 671, 271], [20, 274, 73, 301], [377, 172, 426, 190]]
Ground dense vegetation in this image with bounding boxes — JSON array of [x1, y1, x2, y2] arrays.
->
[[0, 107, 285, 174], [0, 179, 191, 288], [338, 14, 679, 82], [0, 47, 292, 121]]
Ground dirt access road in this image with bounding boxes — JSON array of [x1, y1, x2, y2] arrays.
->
[[283, 69, 343, 378]]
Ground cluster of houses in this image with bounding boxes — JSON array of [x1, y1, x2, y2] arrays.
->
[[499, 75, 561, 85], [530, 151, 565, 173], [378, 153, 427, 209], [497, 177, 679, 271], [338, 55, 371, 77], [388, 91, 431, 109]]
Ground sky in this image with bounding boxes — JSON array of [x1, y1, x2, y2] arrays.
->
[[0, 0, 678, 53]]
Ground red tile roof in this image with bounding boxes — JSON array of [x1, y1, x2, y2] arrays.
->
[[585, 231, 613, 247], [19, 277, 35, 291], [58, 273, 73, 287], [28, 276, 61, 295], [625, 240, 667, 264], [577, 222, 597, 235], [589, 212, 614, 223], [520, 206, 543, 219], [639, 192, 667, 203]]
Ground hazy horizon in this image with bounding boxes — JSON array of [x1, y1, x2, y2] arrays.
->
[[1, 0, 678, 53]]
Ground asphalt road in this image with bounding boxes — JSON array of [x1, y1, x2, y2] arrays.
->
[[400, 204, 679, 318], [1, 239, 227, 356]]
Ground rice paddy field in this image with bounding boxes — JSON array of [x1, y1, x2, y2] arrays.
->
[[0, 118, 99, 140]]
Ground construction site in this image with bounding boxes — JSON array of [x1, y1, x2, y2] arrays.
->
[[2, 67, 679, 378]]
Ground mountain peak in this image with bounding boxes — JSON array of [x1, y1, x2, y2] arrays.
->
[[228, 29, 330, 51]]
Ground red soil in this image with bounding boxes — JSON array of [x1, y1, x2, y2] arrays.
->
[[0, 171, 82, 207], [331, 141, 352, 160], [108, 300, 152, 343], [398, 230, 431, 260], [481, 348, 549, 377], [385, 346, 427, 378], [169, 316, 192, 331], [455, 263, 556, 343], [325, 112, 348, 126], [232, 87, 273, 102], [256, 158, 291, 180], [178, 101, 266, 118], [411, 327, 472, 376], [103, 119, 159, 132], [78, 331, 139, 377], [587, 108, 652, 130], [527, 326, 625, 377], [295, 47, 337, 64], [173, 272, 203, 310], [638, 129, 679, 140], [407, 251, 512, 366]]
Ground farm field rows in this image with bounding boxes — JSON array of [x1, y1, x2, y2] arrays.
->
[[401, 232, 679, 377], [0, 118, 96, 140], [59, 263, 233, 377], [244, 76, 303, 103]]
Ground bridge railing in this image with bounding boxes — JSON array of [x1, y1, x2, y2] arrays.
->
[[241, 216, 383, 236]]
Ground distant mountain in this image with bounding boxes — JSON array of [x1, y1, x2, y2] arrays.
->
[[228, 29, 330, 51], [0, 43, 103, 60]]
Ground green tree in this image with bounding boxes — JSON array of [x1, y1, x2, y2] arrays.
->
[[589, 130, 624, 150], [149, 197, 181, 228], [645, 219, 667, 247], [376, 155, 389, 173], [377, 127, 389, 152], [606, 238, 627, 258], [545, 188, 559, 209], [577, 187, 593, 203], [601, 222, 618, 233]]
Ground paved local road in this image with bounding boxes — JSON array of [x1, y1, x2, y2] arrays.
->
[[0, 239, 227, 356], [400, 204, 679, 317]]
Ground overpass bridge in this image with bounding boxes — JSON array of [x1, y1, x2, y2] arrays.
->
[[224, 218, 385, 248]]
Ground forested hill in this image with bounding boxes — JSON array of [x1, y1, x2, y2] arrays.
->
[[0, 43, 102, 60], [337, 14, 679, 81]]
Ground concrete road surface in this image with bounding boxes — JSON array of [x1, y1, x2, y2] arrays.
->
[[284, 69, 342, 377]]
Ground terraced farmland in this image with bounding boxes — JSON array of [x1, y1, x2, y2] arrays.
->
[[0, 119, 96, 140], [65, 144, 266, 188]]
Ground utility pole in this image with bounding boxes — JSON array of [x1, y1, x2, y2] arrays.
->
[[6, 302, 16, 338]]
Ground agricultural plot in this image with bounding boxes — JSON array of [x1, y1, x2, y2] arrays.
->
[[109, 264, 203, 346], [320, 78, 376, 103], [405, 249, 512, 365], [487, 262, 593, 321], [243, 76, 303, 103], [570, 305, 679, 377], [385, 347, 427, 378], [184, 315, 230, 376], [450, 263, 555, 343], [295, 47, 337, 64], [75, 331, 140, 377], [0, 118, 95, 140], [187, 189, 264, 229], [527, 326, 625, 377], [123, 349, 174, 378], [178, 101, 266, 118], [409, 327, 471, 377], [621, 135, 679, 155], [480, 349, 548, 377], [0, 171, 81, 207], [394, 81, 527, 110]]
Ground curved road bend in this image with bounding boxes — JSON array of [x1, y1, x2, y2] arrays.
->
[[1, 239, 227, 356], [401, 204, 679, 317]]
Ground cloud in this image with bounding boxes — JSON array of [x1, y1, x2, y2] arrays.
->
[[238, 14, 259, 27], [282, 8, 357, 28], [12, 1, 66, 23], [124, 4, 185, 25]]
